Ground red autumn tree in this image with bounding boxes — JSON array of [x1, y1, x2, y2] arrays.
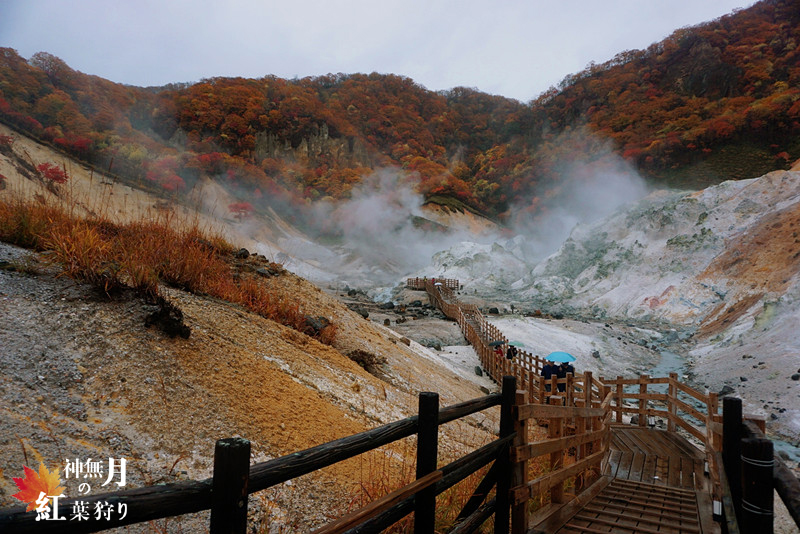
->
[[36, 162, 69, 184], [229, 202, 254, 220]]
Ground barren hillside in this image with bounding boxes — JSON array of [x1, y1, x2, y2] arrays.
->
[[0, 125, 500, 531]]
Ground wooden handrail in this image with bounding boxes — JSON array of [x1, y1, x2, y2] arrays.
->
[[512, 428, 607, 462], [0, 391, 506, 534], [513, 449, 606, 505]]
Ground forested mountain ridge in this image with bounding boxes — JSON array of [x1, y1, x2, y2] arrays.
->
[[0, 0, 797, 223]]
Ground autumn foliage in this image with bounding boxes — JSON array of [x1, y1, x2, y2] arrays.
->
[[0, 0, 798, 219], [35, 162, 69, 184]]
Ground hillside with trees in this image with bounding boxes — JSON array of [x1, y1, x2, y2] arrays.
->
[[0, 0, 798, 224]]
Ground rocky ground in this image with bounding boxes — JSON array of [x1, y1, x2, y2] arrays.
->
[[0, 241, 501, 532]]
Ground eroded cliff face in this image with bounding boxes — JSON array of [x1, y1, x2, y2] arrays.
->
[[254, 123, 375, 167]]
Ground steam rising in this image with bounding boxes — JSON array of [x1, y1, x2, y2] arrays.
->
[[301, 169, 496, 286], [226, 129, 652, 294], [510, 144, 651, 263]]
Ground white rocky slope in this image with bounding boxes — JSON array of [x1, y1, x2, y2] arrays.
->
[[416, 170, 800, 445]]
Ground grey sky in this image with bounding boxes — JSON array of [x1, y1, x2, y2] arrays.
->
[[1, 0, 753, 102]]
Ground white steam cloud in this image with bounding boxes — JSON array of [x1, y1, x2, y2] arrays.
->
[[304, 168, 496, 287], [509, 132, 651, 263]]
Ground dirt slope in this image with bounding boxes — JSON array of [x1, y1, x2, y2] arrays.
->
[[0, 126, 498, 531]]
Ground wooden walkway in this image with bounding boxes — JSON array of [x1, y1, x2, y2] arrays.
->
[[531, 427, 719, 534]]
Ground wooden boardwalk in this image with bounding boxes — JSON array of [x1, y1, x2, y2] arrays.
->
[[531, 426, 719, 534]]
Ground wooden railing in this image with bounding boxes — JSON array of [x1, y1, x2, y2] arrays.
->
[[414, 278, 745, 528], [406, 277, 459, 291], [510, 380, 614, 533], [417, 279, 553, 403], [0, 384, 520, 534], [601, 373, 722, 485]]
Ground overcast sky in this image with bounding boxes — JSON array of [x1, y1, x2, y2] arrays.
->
[[1, 0, 753, 102]]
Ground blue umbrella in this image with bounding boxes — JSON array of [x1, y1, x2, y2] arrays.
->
[[546, 351, 576, 363]]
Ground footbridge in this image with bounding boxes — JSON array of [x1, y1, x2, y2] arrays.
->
[[408, 277, 800, 533]]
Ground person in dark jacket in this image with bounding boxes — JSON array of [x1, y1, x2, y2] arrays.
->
[[541, 361, 555, 392], [556, 362, 575, 392], [506, 346, 517, 360]]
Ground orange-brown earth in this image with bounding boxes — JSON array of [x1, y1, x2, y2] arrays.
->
[[698, 197, 800, 337], [0, 125, 500, 531]]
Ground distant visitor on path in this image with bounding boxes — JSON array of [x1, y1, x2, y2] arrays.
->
[[506, 346, 517, 360], [541, 361, 555, 392], [556, 362, 575, 392]]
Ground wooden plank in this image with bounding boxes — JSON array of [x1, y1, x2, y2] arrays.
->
[[663, 429, 705, 460], [312, 471, 442, 534], [641, 453, 658, 484], [528, 475, 613, 533], [626, 428, 659, 455], [680, 456, 696, 489], [667, 455, 682, 488], [616, 406, 670, 417], [513, 428, 607, 462], [517, 403, 606, 421], [553, 524, 612, 534], [693, 459, 708, 492], [601, 489, 696, 512], [674, 380, 710, 403], [695, 487, 718, 534], [603, 450, 622, 478], [653, 456, 669, 485], [580, 499, 690, 523], [628, 452, 646, 482], [615, 451, 634, 480], [593, 494, 694, 517], [714, 451, 741, 534], [619, 393, 669, 401], [610, 479, 698, 501], [674, 416, 707, 444], [568, 514, 691, 534], [672, 396, 708, 424], [579, 504, 702, 533], [602, 377, 669, 386], [516, 450, 606, 504], [612, 429, 642, 454]]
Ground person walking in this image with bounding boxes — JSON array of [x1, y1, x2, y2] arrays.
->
[[556, 362, 574, 392], [541, 361, 555, 392]]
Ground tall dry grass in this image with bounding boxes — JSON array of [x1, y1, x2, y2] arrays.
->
[[0, 195, 337, 344]]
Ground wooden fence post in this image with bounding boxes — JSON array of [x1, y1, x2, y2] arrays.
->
[[668, 372, 677, 432], [576, 371, 592, 492], [723, 396, 743, 523], [414, 392, 439, 534], [616, 377, 623, 423], [549, 395, 565, 505], [707, 392, 719, 451], [740, 437, 773, 533], [210, 437, 251, 534], [494, 376, 516, 534], [638, 374, 649, 427], [511, 389, 529, 534]]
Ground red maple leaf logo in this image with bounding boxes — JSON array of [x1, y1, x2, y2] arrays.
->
[[11, 462, 65, 512]]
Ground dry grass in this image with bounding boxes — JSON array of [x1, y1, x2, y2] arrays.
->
[[337, 436, 507, 533], [0, 195, 337, 344]]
